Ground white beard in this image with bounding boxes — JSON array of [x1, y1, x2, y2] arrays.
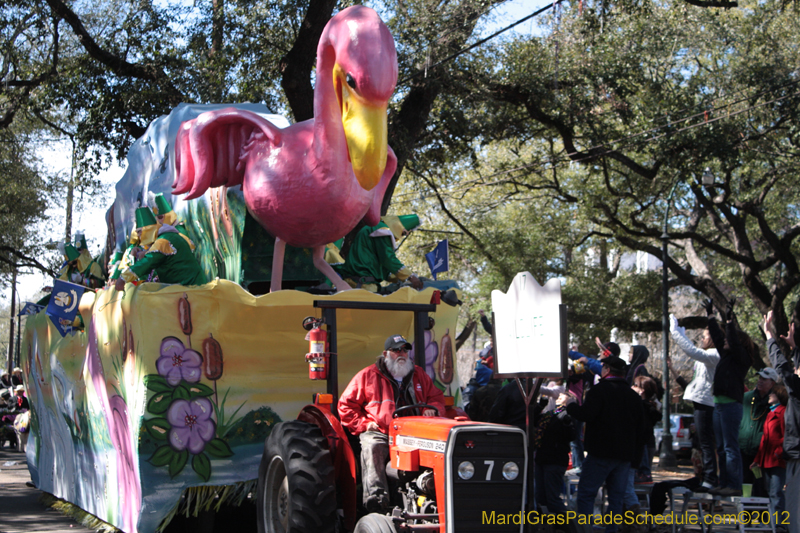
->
[[384, 354, 415, 380]]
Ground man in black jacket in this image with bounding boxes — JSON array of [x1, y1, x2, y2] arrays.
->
[[565, 356, 645, 532], [764, 310, 800, 533]]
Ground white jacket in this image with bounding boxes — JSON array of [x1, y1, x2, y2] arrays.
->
[[671, 327, 719, 408]]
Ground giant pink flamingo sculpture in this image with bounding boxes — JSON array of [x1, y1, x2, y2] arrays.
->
[[172, 6, 398, 292]]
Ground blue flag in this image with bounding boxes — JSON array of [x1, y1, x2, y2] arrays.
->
[[18, 302, 45, 316], [46, 280, 86, 337], [425, 239, 449, 280]]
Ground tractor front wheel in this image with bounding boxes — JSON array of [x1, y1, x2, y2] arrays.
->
[[353, 513, 398, 533], [257, 420, 336, 533]]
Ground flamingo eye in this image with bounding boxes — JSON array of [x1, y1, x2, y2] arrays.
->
[[346, 73, 357, 89]]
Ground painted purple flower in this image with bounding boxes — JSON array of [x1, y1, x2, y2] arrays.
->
[[157, 337, 202, 386], [167, 398, 216, 454]]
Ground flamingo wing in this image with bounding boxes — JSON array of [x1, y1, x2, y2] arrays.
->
[[173, 108, 282, 200]]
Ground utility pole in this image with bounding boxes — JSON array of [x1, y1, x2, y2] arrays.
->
[[7, 267, 16, 374]]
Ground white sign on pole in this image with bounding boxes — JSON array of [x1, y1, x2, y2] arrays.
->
[[490, 272, 564, 376]]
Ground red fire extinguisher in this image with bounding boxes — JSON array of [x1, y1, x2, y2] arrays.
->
[[305, 324, 328, 380]]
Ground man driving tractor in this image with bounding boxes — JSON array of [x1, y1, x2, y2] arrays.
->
[[339, 334, 445, 513]]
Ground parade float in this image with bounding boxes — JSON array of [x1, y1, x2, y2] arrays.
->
[[21, 7, 464, 532]]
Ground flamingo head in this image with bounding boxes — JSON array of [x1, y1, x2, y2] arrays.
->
[[322, 6, 398, 191]]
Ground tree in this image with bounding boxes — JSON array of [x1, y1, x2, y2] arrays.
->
[[5, 0, 799, 348], [391, 0, 800, 342], [0, 127, 54, 278]]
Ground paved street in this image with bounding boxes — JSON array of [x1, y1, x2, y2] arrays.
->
[[0, 446, 92, 533]]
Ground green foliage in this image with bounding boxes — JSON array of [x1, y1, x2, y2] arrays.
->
[[0, 128, 52, 279], [396, 0, 800, 338]]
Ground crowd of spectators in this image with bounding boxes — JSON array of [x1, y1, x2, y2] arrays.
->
[[457, 299, 798, 532], [1, 367, 28, 451]]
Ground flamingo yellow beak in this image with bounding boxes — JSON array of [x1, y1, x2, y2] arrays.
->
[[334, 64, 388, 191]]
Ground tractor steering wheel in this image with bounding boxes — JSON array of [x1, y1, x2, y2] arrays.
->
[[393, 404, 438, 418]]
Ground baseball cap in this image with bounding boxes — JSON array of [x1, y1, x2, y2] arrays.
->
[[757, 367, 780, 382], [385, 335, 412, 351], [600, 355, 627, 373], [602, 342, 621, 358]]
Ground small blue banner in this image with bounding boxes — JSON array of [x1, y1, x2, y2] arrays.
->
[[46, 280, 86, 337], [18, 302, 45, 316], [425, 239, 449, 280]]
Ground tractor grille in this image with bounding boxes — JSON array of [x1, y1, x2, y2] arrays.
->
[[447, 427, 526, 533]]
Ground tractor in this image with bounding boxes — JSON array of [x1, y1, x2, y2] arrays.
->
[[256, 297, 528, 533]]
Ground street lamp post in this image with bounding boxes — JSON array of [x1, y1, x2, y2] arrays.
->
[[659, 180, 680, 469]]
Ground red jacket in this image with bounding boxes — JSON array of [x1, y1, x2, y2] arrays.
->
[[339, 359, 445, 436], [754, 404, 786, 469]]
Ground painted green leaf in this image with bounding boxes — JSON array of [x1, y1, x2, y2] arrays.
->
[[145, 375, 172, 393], [149, 445, 175, 467], [147, 392, 173, 415], [186, 382, 214, 398], [205, 438, 234, 458], [173, 384, 190, 401], [192, 453, 212, 482], [144, 418, 171, 441], [169, 449, 189, 478]]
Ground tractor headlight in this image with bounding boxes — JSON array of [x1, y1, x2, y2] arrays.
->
[[502, 462, 519, 480], [457, 461, 475, 480]]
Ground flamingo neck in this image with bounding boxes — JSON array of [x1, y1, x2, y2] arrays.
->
[[313, 42, 347, 161]]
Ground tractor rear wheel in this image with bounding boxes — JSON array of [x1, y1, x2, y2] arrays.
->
[[353, 513, 398, 533], [257, 420, 336, 533]]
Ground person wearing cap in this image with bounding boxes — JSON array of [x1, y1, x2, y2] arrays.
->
[[115, 207, 207, 290], [0, 370, 11, 390], [339, 335, 445, 512], [751, 382, 788, 524], [738, 366, 780, 497], [336, 215, 424, 292], [11, 368, 23, 388], [563, 355, 645, 532], [56, 241, 87, 284], [13, 385, 29, 411], [73, 232, 105, 288], [109, 228, 144, 282], [568, 341, 620, 377], [151, 193, 194, 248], [763, 309, 800, 533]]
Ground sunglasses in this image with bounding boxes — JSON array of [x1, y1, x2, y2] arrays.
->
[[390, 347, 410, 353]]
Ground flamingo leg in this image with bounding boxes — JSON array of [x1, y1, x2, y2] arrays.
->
[[312, 246, 352, 292], [270, 237, 286, 292]]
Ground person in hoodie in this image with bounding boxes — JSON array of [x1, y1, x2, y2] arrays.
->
[[669, 314, 720, 491], [626, 345, 664, 397], [704, 298, 754, 497], [339, 335, 445, 512], [763, 309, 800, 533]]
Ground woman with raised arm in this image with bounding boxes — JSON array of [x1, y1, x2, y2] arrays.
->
[[669, 313, 720, 492], [704, 299, 753, 497]]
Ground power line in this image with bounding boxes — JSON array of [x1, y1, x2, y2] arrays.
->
[[399, 0, 564, 85], [395, 85, 800, 200]]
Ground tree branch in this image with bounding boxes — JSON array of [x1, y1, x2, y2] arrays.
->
[[44, 0, 183, 104]]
